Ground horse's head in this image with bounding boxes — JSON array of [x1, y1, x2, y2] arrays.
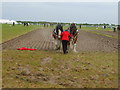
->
[[57, 29, 62, 39]]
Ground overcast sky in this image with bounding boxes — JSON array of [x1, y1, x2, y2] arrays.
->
[[2, 2, 118, 24], [2, 0, 119, 2]]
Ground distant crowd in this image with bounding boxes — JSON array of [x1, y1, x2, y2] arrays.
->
[[12, 22, 120, 32]]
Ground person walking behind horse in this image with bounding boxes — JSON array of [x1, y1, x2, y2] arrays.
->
[[61, 30, 72, 54]]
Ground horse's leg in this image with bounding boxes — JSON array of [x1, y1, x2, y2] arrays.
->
[[67, 41, 70, 51], [58, 40, 61, 50], [70, 39, 73, 50], [60, 40, 62, 50], [55, 39, 57, 50], [56, 39, 61, 50], [73, 43, 77, 52], [74, 35, 78, 44], [60, 40, 62, 52], [73, 35, 78, 52], [56, 39, 59, 49], [54, 39, 58, 50]]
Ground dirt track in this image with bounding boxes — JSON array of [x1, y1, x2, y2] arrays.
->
[[1, 28, 118, 52]]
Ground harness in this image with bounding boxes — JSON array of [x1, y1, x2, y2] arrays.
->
[[70, 25, 77, 36], [71, 30, 78, 44], [72, 30, 78, 37]]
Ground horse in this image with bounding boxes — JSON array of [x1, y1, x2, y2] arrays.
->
[[52, 29, 62, 50], [69, 29, 79, 52]]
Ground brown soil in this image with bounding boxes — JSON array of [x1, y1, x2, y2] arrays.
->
[[1, 28, 118, 52]]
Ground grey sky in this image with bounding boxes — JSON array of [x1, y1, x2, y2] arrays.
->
[[2, 2, 118, 24]]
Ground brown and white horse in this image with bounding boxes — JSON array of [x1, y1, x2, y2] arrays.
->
[[69, 30, 79, 52]]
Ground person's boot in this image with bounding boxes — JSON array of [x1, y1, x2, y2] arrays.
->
[[66, 50, 68, 53]]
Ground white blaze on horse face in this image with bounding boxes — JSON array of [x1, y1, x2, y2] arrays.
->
[[58, 29, 62, 39]]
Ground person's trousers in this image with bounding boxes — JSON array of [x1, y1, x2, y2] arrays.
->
[[62, 40, 68, 54]]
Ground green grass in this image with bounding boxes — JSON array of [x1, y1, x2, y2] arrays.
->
[[63, 26, 113, 31], [1, 24, 41, 43], [0, 24, 2, 44], [64, 26, 118, 39], [2, 50, 118, 88], [81, 27, 113, 31]]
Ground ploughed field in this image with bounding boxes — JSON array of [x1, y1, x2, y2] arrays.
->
[[1, 28, 118, 52]]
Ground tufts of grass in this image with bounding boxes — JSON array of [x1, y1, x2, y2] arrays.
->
[[2, 50, 118, 88]]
